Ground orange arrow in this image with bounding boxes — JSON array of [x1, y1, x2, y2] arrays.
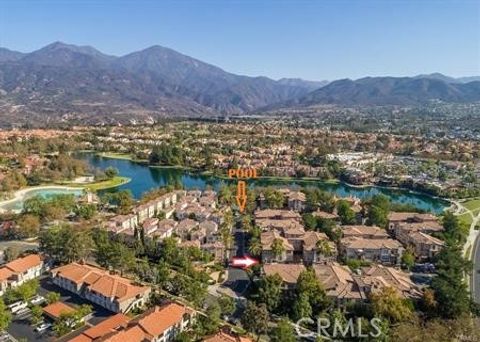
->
[[236, 180, 247, 213]]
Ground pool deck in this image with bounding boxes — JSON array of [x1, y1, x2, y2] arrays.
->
[[0, 185, 83, 213]]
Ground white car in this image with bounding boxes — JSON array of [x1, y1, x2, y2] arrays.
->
[[35, 323, 52, 333], [30, 295, 46, 305], [9, 302, 28, 314], [14, 307, 30, 316]]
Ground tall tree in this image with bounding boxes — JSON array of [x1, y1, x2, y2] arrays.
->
[[336, 200, 356, 225], [270, 318, 296, 342], [257, 273, 283, 313], [271, 238, 285, 260], [0, 299, 12, 331], [241, 302, 269, 340], [370, 286, 413, 323]]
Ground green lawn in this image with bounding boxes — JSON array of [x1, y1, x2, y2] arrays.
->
[[462, 199, 480, 212], [80, 176, 131, 191], [97, 152, 133, 160], [458, 212, 473, 226], [457, 198, 480, 226]]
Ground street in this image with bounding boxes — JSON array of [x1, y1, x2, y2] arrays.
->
[[472, 233, 480, 303]]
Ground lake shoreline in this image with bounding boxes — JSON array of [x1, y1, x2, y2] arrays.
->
[[92, 151, 451, 209]]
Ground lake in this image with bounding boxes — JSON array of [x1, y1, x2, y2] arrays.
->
[[80, 153, 448, 214]]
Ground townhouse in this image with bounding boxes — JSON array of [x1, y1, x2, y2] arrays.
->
[[70, 302, 194, 342], [70, 313, 131, 342], [203, 330, 252, 342], [312, 262, 363, 304], [341, 225, 390, 240], [175, 218, 199, 239], [107, 192, 180, 234], [260, 231, 294, 263], [356, 264, 422, 299], [340, 237, 404, 265], [263, 263, 306, 289], [263, 262, 420, 305], [254, 209, 302, 221], [287, 191, 307, 212], [101, 303, 195, 342], [302, 231, 337, 264], [388, 211, 444, 259], [403, 231, 444, 260], [0, 254, 43, 296], [51, 263, 151, 313], [257, 209, 336, 264], [154, 219, 177, 240], [387, 212, 439, 232]]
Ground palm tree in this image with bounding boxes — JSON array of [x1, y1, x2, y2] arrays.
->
[[271, 238, 285, 261], [241, 214, 252, 232], [220, 227, 233, 260], [223, 210, 234, 231], [248, 238, 262, 256], [316, 240, 333, 261]]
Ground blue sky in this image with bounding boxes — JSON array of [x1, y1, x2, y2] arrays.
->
[[1, 0, 479, 80]]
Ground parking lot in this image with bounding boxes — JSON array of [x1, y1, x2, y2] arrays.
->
[[7, 277, 115, 341]]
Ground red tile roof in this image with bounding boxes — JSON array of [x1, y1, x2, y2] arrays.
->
[[52, 263, 150, 302], [43, 302, 75, 319], [69, 313, 130, 342]]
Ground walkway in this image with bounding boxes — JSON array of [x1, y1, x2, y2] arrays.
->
[[454, 200, 480, 303]]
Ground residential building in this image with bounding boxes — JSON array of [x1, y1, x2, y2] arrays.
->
[[356, 265, 422, 299], [401, 231, 444, 260], [260, 231, 294, 263], [101, 303, 195, 342], [203, 330, 252, 342], [69, 313, 131, 342], [51, 263, 151, 313], [312, 262, 362, 304], [43, 302, 77, 321], [288, 191, 306, 212], [0, 254, 43, 296], [263, 263, 305, 289], [302, 231, 337, 264], [201, 242, 225, 262], [340, 237, 404, 265], [341, 225, 389, 240], [387, 212, 439, 232]]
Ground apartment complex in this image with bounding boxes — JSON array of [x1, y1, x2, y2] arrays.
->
[[51, 263, 151, 313], [69, 303, 194, 342], [0, 254, 43, 296]]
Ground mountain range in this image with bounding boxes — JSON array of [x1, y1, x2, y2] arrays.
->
[[0, 42, 479, 126]]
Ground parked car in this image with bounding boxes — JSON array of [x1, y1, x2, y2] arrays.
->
[[14, 307, 31, 316], [29, 295, 46, 306], [35, 323, 52, 333], [9, 301, 28, 314]]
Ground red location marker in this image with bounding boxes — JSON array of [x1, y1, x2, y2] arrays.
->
[[230, 256, 258, 269]]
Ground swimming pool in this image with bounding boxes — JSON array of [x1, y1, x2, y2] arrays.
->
[[0, 187, 84, 213]]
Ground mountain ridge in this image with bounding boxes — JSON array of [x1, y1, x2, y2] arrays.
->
[[0, 42, 479, 127]]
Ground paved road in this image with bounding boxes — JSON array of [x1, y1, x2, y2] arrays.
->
[[454, 200, 480, 303], [472, 233, 480, 303], [222, 228, 250, 295]]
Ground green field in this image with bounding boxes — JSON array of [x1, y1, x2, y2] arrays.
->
[[80, 176, 131, 191], [97, 152, 133, 160], [457, 198, 480, 226]]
